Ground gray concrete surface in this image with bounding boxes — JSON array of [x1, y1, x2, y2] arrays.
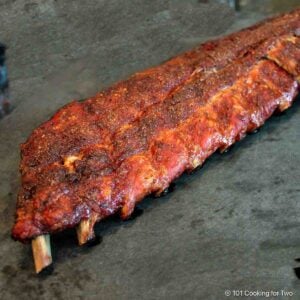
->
[[0, 0, 300, 299]]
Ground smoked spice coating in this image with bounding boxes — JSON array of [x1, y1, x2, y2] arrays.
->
[[12, 9, 300, 242]]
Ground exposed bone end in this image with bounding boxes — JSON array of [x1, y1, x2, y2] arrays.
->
[[32, 235, 52, 273], [77, 213, 98, 245]]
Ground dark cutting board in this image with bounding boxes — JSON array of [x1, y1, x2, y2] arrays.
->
[[0, 1, 300, 299]]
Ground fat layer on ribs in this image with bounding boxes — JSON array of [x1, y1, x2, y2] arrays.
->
[[12, 9, 300, 242]]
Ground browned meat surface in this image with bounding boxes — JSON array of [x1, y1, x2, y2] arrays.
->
[[12, 9, 300, 242]]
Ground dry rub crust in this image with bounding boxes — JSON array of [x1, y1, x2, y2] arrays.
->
[[12, 9, 300, 242]]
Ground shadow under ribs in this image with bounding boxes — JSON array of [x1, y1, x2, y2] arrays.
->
[[12, 9, 300, 273]]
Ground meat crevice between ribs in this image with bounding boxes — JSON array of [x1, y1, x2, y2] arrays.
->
[[12, 9, 300, 250]]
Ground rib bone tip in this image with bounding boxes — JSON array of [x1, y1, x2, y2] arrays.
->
[[31, 234, 52, 274], [77, 213, 98, 245]]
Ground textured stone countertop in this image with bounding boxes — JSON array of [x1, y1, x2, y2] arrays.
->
[[0, 1, 299, 299]]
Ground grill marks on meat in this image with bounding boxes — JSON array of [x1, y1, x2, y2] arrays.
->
[[12, 9, 300, 241]]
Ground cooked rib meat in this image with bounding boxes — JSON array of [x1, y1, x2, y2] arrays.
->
[[12, 9, 300, 242]]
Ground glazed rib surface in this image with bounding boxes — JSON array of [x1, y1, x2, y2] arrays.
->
[[12, 9, 300, 241]]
